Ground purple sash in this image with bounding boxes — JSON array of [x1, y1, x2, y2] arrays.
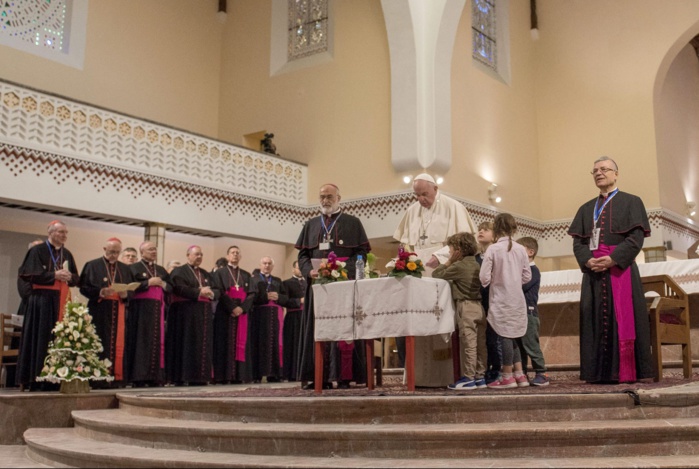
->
[[594, 243, 636, 382], [132, 286, 166, 369], [227, 286, 248, 362], [266, 301, 285, 367], [338, 341, 355, 381]]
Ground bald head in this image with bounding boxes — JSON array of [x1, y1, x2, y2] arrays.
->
[[103, 238, 122, 264], [47, 221, 68, 248], [140, 241, 158, 262], [260, 256, 275, 275]]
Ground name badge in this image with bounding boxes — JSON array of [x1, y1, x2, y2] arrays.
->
[[319, 242, 331, 251], [589, 228, 600, 251]]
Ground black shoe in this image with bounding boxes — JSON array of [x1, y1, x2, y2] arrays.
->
[[338, 380, 350, 389], [303, 382, 333, 390]]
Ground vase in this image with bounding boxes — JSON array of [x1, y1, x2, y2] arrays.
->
[[59, 380, 90, 394]]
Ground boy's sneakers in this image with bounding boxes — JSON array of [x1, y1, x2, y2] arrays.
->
[[515, 374, 530, 387], [531, 373, 550, 386], [486, 376, 517, 389], [474, 377, 487, 388], [448, 376, 477, 391]]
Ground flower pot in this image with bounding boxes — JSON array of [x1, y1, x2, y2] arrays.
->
[[59, 380, 90, 394]]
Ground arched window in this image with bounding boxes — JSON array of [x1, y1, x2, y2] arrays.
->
[[270, 0, 333, 76], [471, 0, 497, 70], [0, 0, 87, 69], [288, 0, 328, 61]]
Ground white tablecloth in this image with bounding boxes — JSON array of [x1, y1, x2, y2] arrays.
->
[[312, 276, 456, 341], [540, 258, 699, 304]]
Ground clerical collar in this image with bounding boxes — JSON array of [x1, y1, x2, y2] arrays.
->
[[293, 275, 304, 280], [228, 263, 238, 269], [321, 209, 341, 219], [599, 187, 618, 198]]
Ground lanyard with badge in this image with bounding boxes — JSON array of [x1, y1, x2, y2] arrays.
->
[[590, 188, 618, 251], [319, 213, 341, 251]]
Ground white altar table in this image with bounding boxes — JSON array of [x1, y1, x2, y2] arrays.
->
[[540, 259, 699, 304], [312, 276, 456, 393]]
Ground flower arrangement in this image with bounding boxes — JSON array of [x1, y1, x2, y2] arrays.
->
[[387, 247, 425, 278], [314, 251, 349, 284], [36, 302, 113, 385]]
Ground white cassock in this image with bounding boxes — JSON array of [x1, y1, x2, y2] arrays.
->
[[393, 193, 476, 387]]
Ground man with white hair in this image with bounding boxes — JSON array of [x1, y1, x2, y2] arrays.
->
[[247, 256, 290, 383], [166, 245, 219, 385], [126, 241, 170, 387], [295, 183, 371, 389], [17, 220, 79, 390], [393, 173, 476, 387], [79, 237, 133, 386], [569, 156, 653, 383]]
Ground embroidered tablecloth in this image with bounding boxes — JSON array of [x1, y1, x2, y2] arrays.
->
[[540, 258, 699, 304], [313, 276, 456, 341]]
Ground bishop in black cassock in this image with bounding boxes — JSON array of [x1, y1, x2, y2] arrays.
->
[[568, 157, 653, 383], [17, 222, 79, 390], [212, 246, 254, 384], [79, 238, 133, 386], [295, 184, 371, 388], [166, 246, 219, 385], [281, 261, 306, 382], [248, 257, 289, 382], [126, 241, 170, 386]]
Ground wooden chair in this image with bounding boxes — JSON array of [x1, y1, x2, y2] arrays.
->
[[1, 313, 22, 388], [641, 275, 691, 381]]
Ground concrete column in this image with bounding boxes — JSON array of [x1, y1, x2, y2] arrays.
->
[[144, 223, 166, 265]]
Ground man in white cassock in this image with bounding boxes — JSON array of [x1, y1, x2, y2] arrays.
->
[[393, 173, 476, 387]]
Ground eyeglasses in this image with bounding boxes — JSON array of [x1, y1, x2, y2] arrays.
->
[[319, 195, 337, 201], [590, 167, 616, 175]]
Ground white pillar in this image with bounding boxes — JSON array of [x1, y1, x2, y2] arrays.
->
[[381, 0, 466, 173]]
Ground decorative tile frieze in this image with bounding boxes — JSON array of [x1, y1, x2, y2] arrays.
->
[[0, 80, 307, 205]]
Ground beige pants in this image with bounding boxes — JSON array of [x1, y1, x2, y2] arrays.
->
[[456, 299, 487, 379]]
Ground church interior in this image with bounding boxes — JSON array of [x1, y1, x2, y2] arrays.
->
[[2, 0, 699, 466]]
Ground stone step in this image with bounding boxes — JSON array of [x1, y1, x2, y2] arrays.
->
[[65, 409, 699, 459], [23, 428, 699, 468], [115, 390, 699, 424]]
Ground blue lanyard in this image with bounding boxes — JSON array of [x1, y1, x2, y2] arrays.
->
[[320, 213, 341, 240], [259, 273, 272, 291], [45, 240, 62, 271], [593, 188, 619, 225]]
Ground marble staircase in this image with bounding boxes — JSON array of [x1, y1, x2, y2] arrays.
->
[[23, 389, 699, 467]]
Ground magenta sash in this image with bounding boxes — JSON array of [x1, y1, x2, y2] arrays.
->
[[266, 301, 285, 367], [133, 286, 166, 369], [227, 286, 249, 362], [594, 244, 636, 382], [338, 341, 355, 381]]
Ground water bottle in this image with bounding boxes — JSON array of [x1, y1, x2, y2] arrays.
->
[[355, 255, 365, 280]]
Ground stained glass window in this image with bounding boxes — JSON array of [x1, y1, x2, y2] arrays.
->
[[288, 0, 328, 61], [472, 0, 497, 70], [0, 0, 68, 52]]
